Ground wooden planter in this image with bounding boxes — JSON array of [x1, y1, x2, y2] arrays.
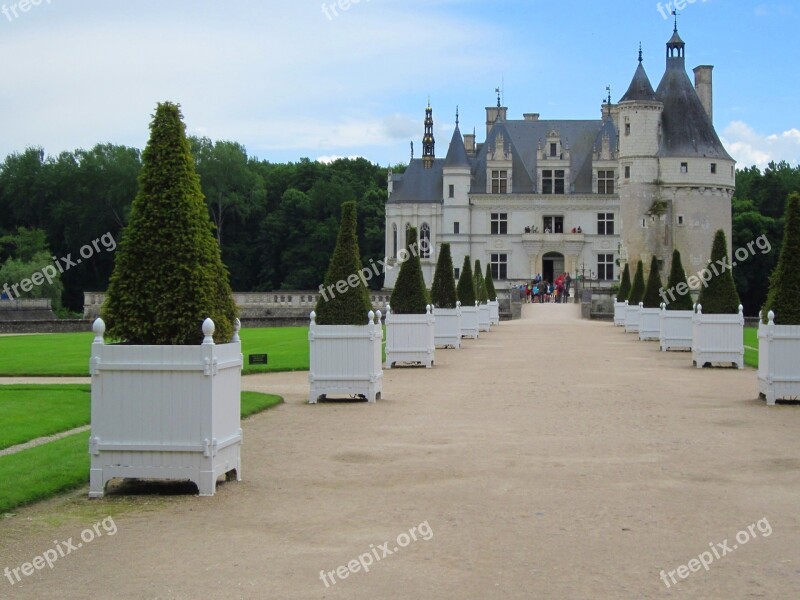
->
[[309, 310, 383, 403], [488, 300, 500, 325], [624, 301, 641, 334], [434, 304, 461, 349], [613, 300, 627, 326], [758, 311, 800, 405], [660, 305, 694, 351], [89, 318, 243, 498], [478, 304, 491, 332], [638, 305, 661, 341], [385, 304, 435, 368], [691, 304, 744, 369], [460, 303, 479, 339]]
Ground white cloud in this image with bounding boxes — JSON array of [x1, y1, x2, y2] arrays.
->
[[721, 121, 800, 168]]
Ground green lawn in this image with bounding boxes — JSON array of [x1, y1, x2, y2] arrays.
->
[[0, 385, 91, 450], [0, 327, 310, 376], [0, 391, 282, 514], [744, 326, 759, 368]]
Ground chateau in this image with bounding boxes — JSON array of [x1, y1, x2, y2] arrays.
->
[[383, 26, 735, 289]]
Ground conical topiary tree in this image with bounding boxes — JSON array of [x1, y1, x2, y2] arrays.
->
[[642, 255, 663, 309], [456, 255, 476, 307], [665, 249, 694, 310], [474, 259, 488, 304], [389, 226, 430, 314], [762, 192, 800, 324], [102, 102, 236, 345], [430, 243, 458, 309], [617, 263, 632, 302], [484, 263, 497, 301], [627, 260, 645, 306], [314, 201, 372, 325], [697, 229, 741, 314]]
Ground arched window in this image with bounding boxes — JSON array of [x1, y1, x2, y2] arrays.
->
[[420, 223, 431, 258], [392, 224, 398, 258]]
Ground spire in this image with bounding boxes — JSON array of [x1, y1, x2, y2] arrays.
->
[[444, 121, 470, 169], [619, 44, 656, 103], [422, 102, 435, 169]]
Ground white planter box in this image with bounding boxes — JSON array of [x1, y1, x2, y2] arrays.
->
[[434, 304, 461, 349], [624, 302, 641, 333], [660, 307, 694, 351], [692, 304, 744, 369], [309, 310, 383, 403], [758, 311, 800, 405], [460, 304, 479, 339], [638, 305, 661, 341], [613, 300, 627, 326], [488, 300, 500, 325], [478, 304, 491, 332], [385, 304, 435, 368], [89, 318, 243, 498]]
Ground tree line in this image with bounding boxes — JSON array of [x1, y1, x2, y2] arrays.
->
[[0, 139, 796, 315]]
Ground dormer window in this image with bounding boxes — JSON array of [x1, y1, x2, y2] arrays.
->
[[550, 143, 557, 157], [491, 170, 508, 194]]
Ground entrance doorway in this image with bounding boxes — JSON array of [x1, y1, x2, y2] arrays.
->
[[542, 252, 565, 283]]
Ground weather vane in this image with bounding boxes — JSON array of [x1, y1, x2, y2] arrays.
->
[[672, 9, 680, 31]]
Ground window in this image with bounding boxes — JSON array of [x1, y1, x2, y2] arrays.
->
[[453, 221, 460, 234], [542, 170, 565, 194], [598, 254, 614, 281], [454, 268, 460, 280], [597, 213, 615, 236], [597, 170, 615, 194], [710, 163, 717, 174], [490, 253, 508, 280], [624, 165, 631, 179], [392, 224, 398, 258], [491, 170, 508, 194], [550, 143, 557, 157], [624, 119, 631, 136], [680, 162, 688, 174], [676, 215, 684, 226], [420, 223, 431, 258], [490, 212, 508, 235], [448, 184, 455, 198], [543, 215, 564, 234]]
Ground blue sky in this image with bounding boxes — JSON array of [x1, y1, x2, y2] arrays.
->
[[0, 0, 797, 169]]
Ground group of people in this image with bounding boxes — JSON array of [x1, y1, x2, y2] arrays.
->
[[518, 272, 572, 304]]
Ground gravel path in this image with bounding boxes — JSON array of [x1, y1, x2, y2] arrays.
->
[[0, 425, 91, 457]]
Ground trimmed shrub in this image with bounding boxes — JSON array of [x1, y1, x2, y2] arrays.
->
[[627, 260, 645, 306], [314, 201, 373, 325], [697, 229, 741, 314], [430, 242, 458, 309], [474, 259, 488, 304], [665, 249, 694, 310], [762, 192, 800, 324], [642, 255, 663, 308], [389, 226, 430, 314], [456, 255, 476, 306], [102, 102, 236, 345], [617, 263, 631, 302], [484, 263, 497, 301]]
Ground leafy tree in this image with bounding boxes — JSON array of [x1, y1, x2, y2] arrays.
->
[[430, 242, 457, 308], [484, 263, 497, 301], [617, 263, 631, 301], [456, 255, 476, 306], [762, 193, 800, 324], [697, 229, 741, 314], [389, 227, 429, 314], [665, 249, 694, 310], [474, 259, 488, 304], [642, 255, 663, 308], [102, 102, 237, 345], [627, 260, 645, 306], [314, 201, 372, 325]]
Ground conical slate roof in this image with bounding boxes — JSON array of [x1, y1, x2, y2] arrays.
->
[[620, 62, 657, 103], [444, 125, 471, 168]]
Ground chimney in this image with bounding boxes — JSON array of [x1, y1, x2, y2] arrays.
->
[[693, 65, 713, 123], [463, 132, 476, 155], [523, 113, 540, 121], [485, 106, 508, 136]]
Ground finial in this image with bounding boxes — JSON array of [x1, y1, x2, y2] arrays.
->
[[427, 95, 430, 109], [606, 85, 612, 105], [410, 140, 414, 160], [672, 9, 679, 32], [455, 105, 459, 127], [202, 318, 215, 344], [638, 42, 643, 63], [495, 87, 501, 108]]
